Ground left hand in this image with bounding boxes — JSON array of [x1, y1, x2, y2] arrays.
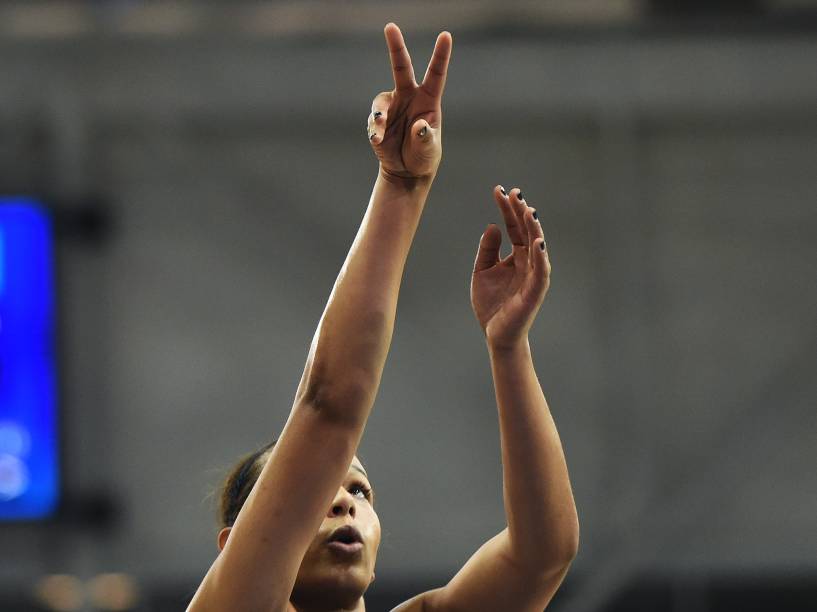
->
[[471, 186, 551, 349], [367, 23, 452, 183]]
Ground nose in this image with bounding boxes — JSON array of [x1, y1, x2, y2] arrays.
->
[[328, 488, 356, 519]]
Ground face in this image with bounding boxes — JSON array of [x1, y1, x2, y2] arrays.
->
[[290, 457, 381, 609], [219, 456, 380, 610]]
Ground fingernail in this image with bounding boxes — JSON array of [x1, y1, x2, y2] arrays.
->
[[374, 111, 382, 118], [531, 209, 538, 220], [499, 186, 507, 196], [369, 132, 376, 141], [540, 240, 546, 251], [517, 191, 524, 201]]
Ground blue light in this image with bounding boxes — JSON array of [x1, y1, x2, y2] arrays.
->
[[0, 229, 5, 295], [0, 198, 58, 520]]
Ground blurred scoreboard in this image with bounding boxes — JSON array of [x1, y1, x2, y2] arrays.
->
[[0, 199, 59, 520]]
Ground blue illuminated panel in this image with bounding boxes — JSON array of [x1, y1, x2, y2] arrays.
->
[[0, 199, 58, 520]]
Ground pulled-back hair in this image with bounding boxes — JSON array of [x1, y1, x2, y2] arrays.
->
[[218, 439, 277, 529]]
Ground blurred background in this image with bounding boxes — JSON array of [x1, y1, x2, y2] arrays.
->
[[1, 0, 816, 610]]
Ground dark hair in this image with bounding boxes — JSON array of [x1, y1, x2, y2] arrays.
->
[[219, 439, 277, 528]]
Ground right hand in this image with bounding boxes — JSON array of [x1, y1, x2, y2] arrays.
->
[[367, 23, 452, 183]]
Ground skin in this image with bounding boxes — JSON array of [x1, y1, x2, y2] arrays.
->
[[189, 22, 578, 612], [188, 23, 450, 612], [394, 187, 578, 612], [217, 457, 380, 612]]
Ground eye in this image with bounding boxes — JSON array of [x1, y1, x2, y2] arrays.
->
[[349, 482, 372, 501]]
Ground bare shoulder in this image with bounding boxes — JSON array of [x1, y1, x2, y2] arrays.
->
[[390, 588, 444, 612]]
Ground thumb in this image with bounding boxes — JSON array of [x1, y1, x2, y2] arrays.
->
[[474, 224, 502, 273]]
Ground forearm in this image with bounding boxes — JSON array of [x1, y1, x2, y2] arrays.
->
[[489, 337, 579, 568], [295, 169, 432, 423]]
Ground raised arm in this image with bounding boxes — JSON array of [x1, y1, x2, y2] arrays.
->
[[401, 186, 578, 612], [188, 23, 452, 612]]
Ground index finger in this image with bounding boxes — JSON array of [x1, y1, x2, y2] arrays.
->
[[384, 23, 417, 91], [421, 31, 452, 99]]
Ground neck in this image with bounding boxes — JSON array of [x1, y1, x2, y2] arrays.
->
[[290, 598, 365, 612]]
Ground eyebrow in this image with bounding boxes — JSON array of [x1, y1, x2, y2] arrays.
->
[[350, 464, 369, 480]]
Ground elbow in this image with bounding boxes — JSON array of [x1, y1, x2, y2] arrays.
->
[[512, 519, 580, 576], [541, 505, 580, 569], [538, 530, 579, 574], [294, 309, 389, 424], [558, 525, 580, 565], [550, 517, 580, 567], [297, 372, 375, 428]]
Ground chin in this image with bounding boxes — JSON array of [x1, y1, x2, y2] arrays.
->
[[291, 565, 370, 610]]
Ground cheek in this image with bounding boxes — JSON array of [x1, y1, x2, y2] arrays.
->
[[362, 506, 381, 549]]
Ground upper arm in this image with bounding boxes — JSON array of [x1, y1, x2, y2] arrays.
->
[[390, 590, 440, 612], [405, 529, 572, 612], [189, 402, 364, 612]]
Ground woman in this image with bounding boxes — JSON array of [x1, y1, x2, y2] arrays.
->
[[188, 23, 578, 612]]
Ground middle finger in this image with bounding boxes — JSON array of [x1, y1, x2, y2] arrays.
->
[[421, 31, 453, 99]]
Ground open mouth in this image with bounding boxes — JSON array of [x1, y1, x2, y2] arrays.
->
[[326, 525, 364, 554]]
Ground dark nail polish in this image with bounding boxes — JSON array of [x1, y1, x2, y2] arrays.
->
[[540, 241, 546, 251], [374, 111, 383, 118], [532, 209, 538, 220], [500, 187, 507, 195], [369, 132, 376, 141], [517, 191, 524, 201]]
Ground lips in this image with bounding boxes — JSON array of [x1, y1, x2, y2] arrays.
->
[[327, 525, 363, 545]]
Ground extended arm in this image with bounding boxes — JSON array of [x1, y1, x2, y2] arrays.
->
[[490, 335, 579, 568], [297, 169, 431, 421], [188, 24, 451, 612], [404, 186, 578, 612]]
